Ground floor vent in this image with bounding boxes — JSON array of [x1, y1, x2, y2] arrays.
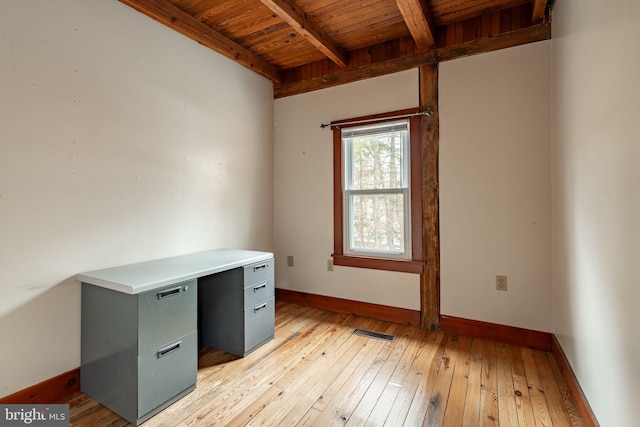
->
[[352, 329, 396, 341]]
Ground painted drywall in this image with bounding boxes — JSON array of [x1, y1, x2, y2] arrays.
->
[[439, 41, 552, 332], [0, 0, 273, 397], [274, 70, 421, 310], [551, 1, 640, 425]]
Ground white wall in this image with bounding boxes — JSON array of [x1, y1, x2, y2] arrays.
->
[[439, 41, 553, 332], [274, 70, 421, 310], [274, 42, 553, 330], [0, 0, 274, 397], [551, 1, 640, 425]]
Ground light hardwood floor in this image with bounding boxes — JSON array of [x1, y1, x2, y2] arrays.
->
[[65, 301, 583, 426]]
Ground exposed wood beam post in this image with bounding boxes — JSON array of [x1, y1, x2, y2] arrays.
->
[[396, 0, 435, 48], [118, 0, 281, 83], [532, 0, 548, 21], [260, 0, 349, 68], [419, 63, 440, 330]]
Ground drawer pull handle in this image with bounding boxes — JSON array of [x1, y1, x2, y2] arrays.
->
[[157, 286, 182, 299], [253, 283, 267, 292], [157, 341, 181, 358], [254, 303, 268, 313], [253, 263, 269, 272]]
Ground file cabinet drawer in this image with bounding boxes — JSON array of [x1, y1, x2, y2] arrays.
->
[[243, 259, 273, 287], [244, 297, 275, 354], [138, 279, 197, 354], [243, 278, 274, 309], [138, 331, 197, 418]]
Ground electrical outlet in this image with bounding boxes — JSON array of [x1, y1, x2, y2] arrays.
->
[[327, 260, 334, 272], [287, 256, 294, 267], [496, 275, 507, 291]]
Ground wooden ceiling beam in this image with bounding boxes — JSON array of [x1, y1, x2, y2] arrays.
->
[[532, 0, 547, 20], [259, 0, 349, 68], [275, 21, 551, 98], [396, 0, 436, 48], [118, 0, 281, 83]]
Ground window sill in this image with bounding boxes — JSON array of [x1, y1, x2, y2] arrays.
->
[[332, 254, 424, 274]]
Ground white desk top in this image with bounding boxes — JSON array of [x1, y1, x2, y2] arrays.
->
[[76, 249, 273, 294]]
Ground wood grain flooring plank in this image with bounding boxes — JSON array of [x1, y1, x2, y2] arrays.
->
[[521, 347, 553, 427], [441, 335, 472, 427], [309, 322, 393, 413], [312, 323, 403, 426], [62, 304, 584, 427], [546, 353, 583, 427], [276, 320, 390, 425], [363, 328, 432, 426], [191, 312, 367, 426], [274, 300, 308, 321], [219, 313, 368, 426], [383, 331, 447, 426], [243, 317, 381, 426], [496, 341, 519, 426], [509, 344, 537, 427], [534, 350, 575, 427], [422, 334, 464, 427], [478, 339, 498, 426], [345, 326, 425, 427], [461, 337, 483, 426], [297, 407, 322, 426]]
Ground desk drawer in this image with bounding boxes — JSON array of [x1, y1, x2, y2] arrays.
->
[[138, 331, 197, 418], [138, 280, 197, 354], [243, 278, 274, 309], [244, 297, 275, 354], [243, 259, 274, 287]]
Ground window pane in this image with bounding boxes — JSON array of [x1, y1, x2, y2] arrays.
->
[[349, 193, 405, 253], [347, 129, 406, 190]]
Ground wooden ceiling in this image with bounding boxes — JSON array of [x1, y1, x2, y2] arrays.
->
[[119, 0, 551, 97]]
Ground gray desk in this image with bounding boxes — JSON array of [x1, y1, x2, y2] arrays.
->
[[77, 249, 274, 425]]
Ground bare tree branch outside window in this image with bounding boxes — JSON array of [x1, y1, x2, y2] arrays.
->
[[343, 121, 410, 257]]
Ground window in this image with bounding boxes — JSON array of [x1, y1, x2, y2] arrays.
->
[[343, 120, 410, 258], [332, 109, 424, 273]]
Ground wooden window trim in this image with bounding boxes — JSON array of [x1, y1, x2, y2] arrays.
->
[[332, 108, 424, 274]]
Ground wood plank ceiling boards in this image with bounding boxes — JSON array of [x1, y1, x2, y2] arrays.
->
[[118, 0, 551, 96]]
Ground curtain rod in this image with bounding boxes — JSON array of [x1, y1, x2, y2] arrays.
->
[[320, 109, 432, 129]]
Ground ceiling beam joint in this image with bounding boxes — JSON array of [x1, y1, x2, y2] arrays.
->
[[260, 0, 349, 68]]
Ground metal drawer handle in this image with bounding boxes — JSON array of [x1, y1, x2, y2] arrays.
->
[[253, 263, 269, 272], [253, 303, 268, 313], [157, 341, 181, 358], [157, 286, 182, 299], [253, 283, 267, 292]]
